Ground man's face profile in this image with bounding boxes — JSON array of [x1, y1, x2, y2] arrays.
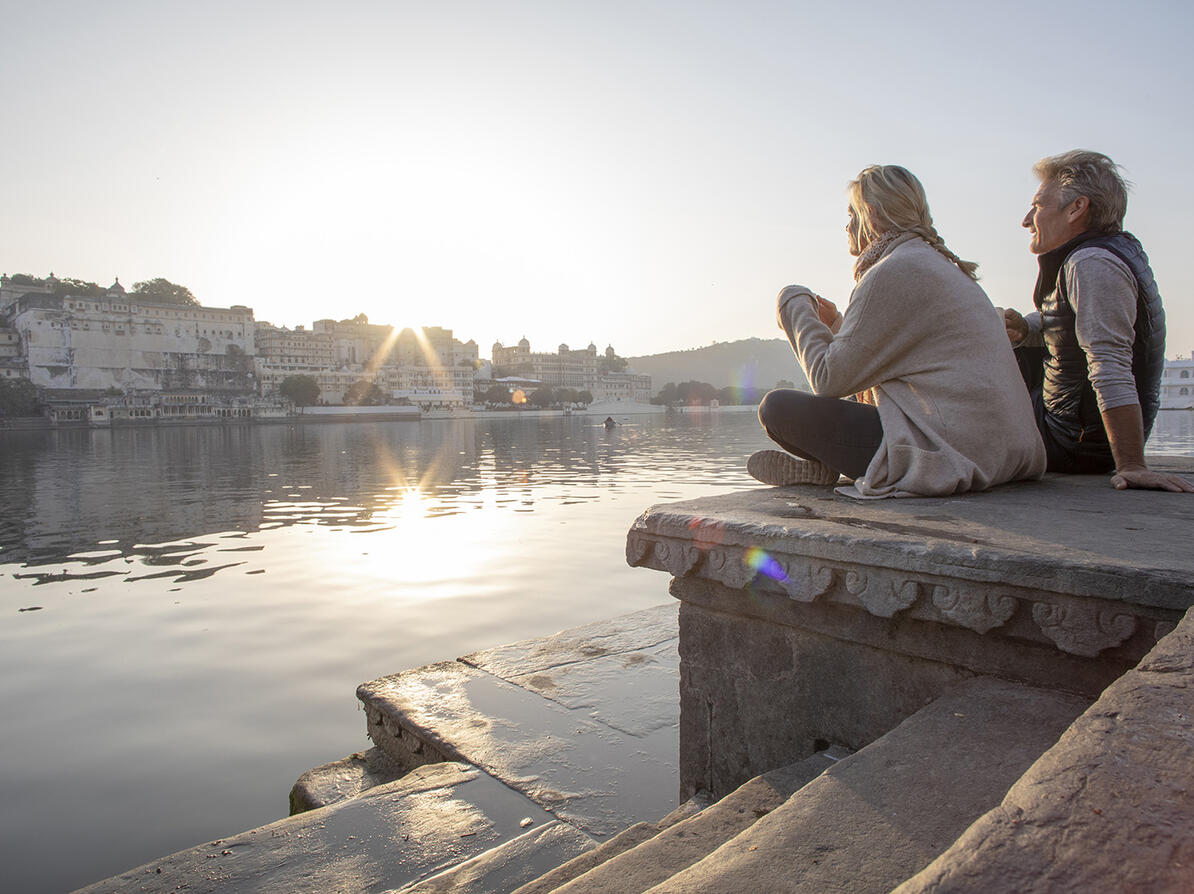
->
[[1023, 182, 1086, 255]]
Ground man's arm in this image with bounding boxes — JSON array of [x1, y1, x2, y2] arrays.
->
[[1069, 249, 1194, 492], [1102, 403, 1194, 491]]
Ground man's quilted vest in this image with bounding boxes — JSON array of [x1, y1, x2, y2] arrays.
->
[[1032, 231, 1166, 446]]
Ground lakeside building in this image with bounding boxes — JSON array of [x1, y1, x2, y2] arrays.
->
[[37, 389, 286, 426], [491, 337, 651, 403], [252, 322, 349, 400], [594, 369, 653, 403], [2, 272, 654, 415], [256, 319, 478, 407], [0, 326, 24, 379], [1161, 355, 1194, 410], [4, 279, 256, 393], [0, 272, 57, 311]]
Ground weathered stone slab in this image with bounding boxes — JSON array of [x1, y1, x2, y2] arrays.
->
[[396, 820, 597, 894], [76, 762, 556, 894], [894, 609, 1194, 894], [359, 656, 679, 838], [552, 749, 842, 894], [647, 677, 1089, 894], [289, 746, 406, 813], [463, 604, 679, 737]]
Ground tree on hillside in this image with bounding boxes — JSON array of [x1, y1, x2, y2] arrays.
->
[[655, 381, 720, 406], [651, 382, 679, 405], [344, 379, 387, 406], [677, 381, 719, 405], [132, 278, 199, 306], [0, 378, 40, 417], [51, 277, 107, 298], [280, 375, 320, 411]]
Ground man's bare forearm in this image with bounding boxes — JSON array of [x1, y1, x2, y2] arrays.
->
[[1101, 403, 1147, 471], [1102, 403, 1194, 492]]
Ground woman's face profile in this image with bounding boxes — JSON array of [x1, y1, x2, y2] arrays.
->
[[847, 205, 866, 256]]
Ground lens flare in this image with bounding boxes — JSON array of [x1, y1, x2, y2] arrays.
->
[[511, 389, 527, 405], [731, 365, 756, 393], [744, 546, 786, 581]]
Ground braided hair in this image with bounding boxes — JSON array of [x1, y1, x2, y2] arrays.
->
[[848, 165, 980, 281]]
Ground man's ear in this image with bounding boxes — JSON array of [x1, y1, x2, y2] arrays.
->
[[1068, 195, 1090, 223]]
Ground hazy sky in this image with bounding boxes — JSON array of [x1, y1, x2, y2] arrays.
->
[[3, 0, 1192, 357]]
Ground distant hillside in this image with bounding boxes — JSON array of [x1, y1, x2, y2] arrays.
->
[[627, 338, 809, 392]]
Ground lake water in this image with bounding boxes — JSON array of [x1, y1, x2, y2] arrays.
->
[[2, 408, 1192, 893]]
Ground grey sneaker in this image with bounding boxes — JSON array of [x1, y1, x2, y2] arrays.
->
[[747, 450, 840, 486]]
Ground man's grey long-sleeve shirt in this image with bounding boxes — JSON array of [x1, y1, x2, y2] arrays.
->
[[1021, 247, 1141, 412]]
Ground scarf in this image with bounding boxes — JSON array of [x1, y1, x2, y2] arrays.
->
[[853, 230, 910, 282]]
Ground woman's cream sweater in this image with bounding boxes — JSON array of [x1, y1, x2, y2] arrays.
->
[[778, 233, 1046, 498]]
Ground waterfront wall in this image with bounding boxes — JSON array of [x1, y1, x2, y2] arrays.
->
[[627, 464, 1194, 799]]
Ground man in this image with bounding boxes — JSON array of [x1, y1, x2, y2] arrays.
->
[[1004, 150, 1193, 492]]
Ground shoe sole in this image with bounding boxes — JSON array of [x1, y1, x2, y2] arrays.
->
[[747, 450, 840, 486]]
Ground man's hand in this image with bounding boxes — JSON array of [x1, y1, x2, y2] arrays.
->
[[1001, 308, 1028, 346], [1102, 403, 1194, 493], [813, 296, 843, 333], [1111, 467, 1194, 493]]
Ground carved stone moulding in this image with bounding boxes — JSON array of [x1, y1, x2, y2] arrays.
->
[[928, 583, 1018, 634], [629, 532, 1164, 658], [1031, 600, 1137, 658]]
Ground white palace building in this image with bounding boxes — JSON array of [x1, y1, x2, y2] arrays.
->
[[1161, 355, 1194, 410]]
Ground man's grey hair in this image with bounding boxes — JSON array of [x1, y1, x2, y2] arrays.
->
[[1033, 150, 1130, 234]]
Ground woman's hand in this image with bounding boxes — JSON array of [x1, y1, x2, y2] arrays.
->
[[814, 296, 844, 333], [1000, 308, 1028, 346]]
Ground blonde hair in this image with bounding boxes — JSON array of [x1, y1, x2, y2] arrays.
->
[[1033, 150, 1129, 234], [848, 165, 979, 280]]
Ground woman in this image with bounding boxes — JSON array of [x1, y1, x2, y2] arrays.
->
[[749, 164, 1045, 498]]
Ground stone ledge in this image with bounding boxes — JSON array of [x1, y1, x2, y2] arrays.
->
[[629, 466, 1194, 799], [628, 464, 1194, 660]]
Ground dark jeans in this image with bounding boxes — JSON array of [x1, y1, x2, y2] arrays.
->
[[757, 389, 883, 479], [1014, 346, 1114, 474]]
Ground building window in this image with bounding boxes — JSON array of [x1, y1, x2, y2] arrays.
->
[[1182, 370, 1190, 379], [1182, 387, 1190, 396]]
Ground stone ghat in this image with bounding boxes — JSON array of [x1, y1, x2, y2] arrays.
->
[[626, 457, 1194, 800]]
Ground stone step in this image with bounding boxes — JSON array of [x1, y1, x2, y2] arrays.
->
[[640, 676, 1090, 894], [75, 762, 564, 894], [357, 603, 681, 839], [894, 609, 1194, 893], [510, 793, 716, 894], [535, 748, 844, 894], [396, 821, 597, 894]]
